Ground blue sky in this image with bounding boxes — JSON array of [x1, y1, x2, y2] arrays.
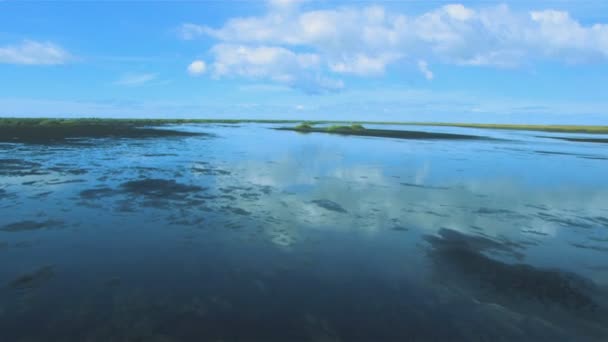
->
[[1, 0, 607, 123]]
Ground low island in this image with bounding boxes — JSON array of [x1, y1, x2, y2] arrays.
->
[[276, 123, 490, 140]]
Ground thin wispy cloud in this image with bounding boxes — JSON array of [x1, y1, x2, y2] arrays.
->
[[114, 73, 158, 86], [0, 40, 71, 65], [418, 60, 434, 80]]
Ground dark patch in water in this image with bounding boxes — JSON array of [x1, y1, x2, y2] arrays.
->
[[424, 210, 449, 218], [521, 229, 549, 236], [48, 166, 88, 175], [0, 159, 49, 176], [475, 207, 529, 220], [192, 167, 231, 176], [311, 199, 347, 213], [581, 156, 608, 161], [259, 185, 273, 195], [400, 182, 449, 190], [589, 216, 608, 227], [426, 228, 600, 313], [525, 204, 548, 211], [476, 207, 516, 215], [391, 226, 409, 232], [0, 188, 14, 199], [536, 212, 594, 229], [142, 153, 178, 157], [29, 191, 53, 199], [221, 206, 251, 216], [8, 265, 55, 290], [570, 243, 608, 253], [120, 179, 204, 198], [539, 136, 608, 144], [1, 219, 63, 232], [46, 179, 86, 185], [240, 192, 260, 200], [79, 187, 116, 200], [534, 150, 582, 156]]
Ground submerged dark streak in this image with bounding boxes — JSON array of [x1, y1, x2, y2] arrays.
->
[[426, 228, 602, 315], [276, 127, 492, 140]]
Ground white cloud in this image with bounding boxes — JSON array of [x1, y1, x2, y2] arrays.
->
[[210, 44, 342, 93], [177, 23, 208, 40], [180, 1, 608, 92], [114, 73, 158, 86], [187, 60, 207, 76], [418, 60, 434, 80], [329, 53, 401, 76], [0, 40, 71, 65]]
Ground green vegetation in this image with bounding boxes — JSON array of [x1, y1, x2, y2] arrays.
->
[[398, 123, 608, 134], [326, 124, 366, 133], [294, 122, 314, 131]]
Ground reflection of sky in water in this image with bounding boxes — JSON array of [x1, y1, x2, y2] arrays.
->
[[1, 124, 608, 340]]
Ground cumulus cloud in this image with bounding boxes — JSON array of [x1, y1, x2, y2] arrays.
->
[[187, 60, 207, 76], [179, 1, 608, 92], [210, 44, 342, 93], [0, 40, 71, 65], [115, 73, 158, 86]]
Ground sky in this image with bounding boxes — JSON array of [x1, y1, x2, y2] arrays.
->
[[1, 0, 608, 123]]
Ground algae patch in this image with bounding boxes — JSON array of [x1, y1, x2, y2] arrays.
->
[[1, 220, 63, 232], [8, 266, 55, 290], [311, 199, 348, 213], [120, 179, 204, 198], [426, 228, 600, 313]]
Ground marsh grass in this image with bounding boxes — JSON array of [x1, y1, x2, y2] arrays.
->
[[326, 124, 366, 133], [294, 122, 314, 131], [417, 123, 608, 134]]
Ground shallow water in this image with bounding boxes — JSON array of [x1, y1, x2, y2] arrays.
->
[[1, 123, 608, 341]]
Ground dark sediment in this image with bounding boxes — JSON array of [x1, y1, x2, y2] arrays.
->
[[426, 228, 602, 314], [1, 220, 63, 232], [311, 199, 348, 213], [0, 123, 205, 143], [8, 266, 55, 290], [539, 136, 608, 144], [277, 127, 490, 140]]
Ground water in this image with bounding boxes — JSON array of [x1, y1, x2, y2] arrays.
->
[[1, 123, 608, 341]]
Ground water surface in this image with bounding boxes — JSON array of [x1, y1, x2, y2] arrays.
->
[[1, 124, 608, 341]]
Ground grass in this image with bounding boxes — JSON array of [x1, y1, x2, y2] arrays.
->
[[396, 123, 608, 134], [294, 122, 314, 131], [326, 124, 366, 133]]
